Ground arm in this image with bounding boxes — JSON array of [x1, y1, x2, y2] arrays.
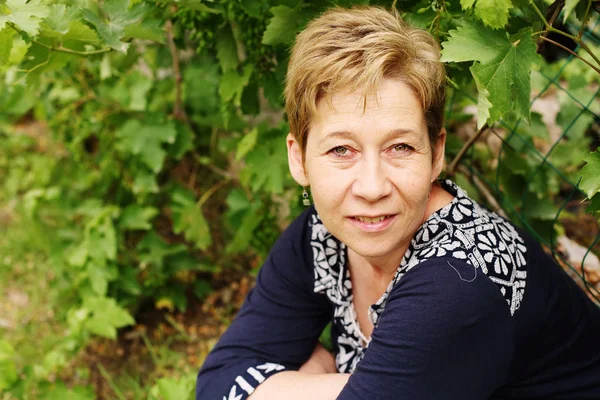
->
[[299, 343, 337, 374], [246, 341, 346, 399], [337, 258, 515, 400], [248, 371, 350, 400], [196, 209, 336, 400]]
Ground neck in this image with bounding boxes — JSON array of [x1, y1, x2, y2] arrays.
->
[[347, 245, 406, 285]]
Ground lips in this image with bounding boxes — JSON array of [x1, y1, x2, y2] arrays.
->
[[349, 214, 396, 233], [354, 215, 391, 223]]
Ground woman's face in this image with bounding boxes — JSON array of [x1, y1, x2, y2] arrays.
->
[[287, 78, 446, 267]]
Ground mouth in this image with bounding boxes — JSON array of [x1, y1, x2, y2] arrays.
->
[[348, 214, 397, 232], [352, 215, 394, 223]]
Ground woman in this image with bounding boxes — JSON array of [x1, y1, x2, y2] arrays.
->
[[196, 6, 600, 399]]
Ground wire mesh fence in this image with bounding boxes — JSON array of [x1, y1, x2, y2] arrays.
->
[[447, 17, 600, 304]]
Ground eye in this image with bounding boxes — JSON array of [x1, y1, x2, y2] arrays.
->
[[329, 146, 351, 158], [391, 143, 413, 153]]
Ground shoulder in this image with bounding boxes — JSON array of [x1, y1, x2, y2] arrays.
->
[[404, 180, 529, 315], [389, 257, 513, 319]]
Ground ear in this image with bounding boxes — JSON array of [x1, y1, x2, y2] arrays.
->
[[286, 133, 309, 186], [431, 128, 446, 181]]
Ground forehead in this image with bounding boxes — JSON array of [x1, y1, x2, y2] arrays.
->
[[310, 79, 426, 139]]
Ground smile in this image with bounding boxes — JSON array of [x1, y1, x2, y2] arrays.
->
[[354, 215, 391, 223], [349, 214, 396, 232]]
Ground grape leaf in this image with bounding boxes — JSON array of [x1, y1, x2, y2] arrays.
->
[[87, 261, 109, 295], [226, 202, 263, 254], [87, 220, 117, 261], [242, 138, 287, 194], [83, 296, 135, 339], [123, 18, 164, 43], [219, 65, 253, 105], [133, 168, 159, 195], [216, 22, 238, 72], [43, 4, 77, 36], [116, 120, 177, 173], [137, 231, 187, 270], [119, 205, 158, 230], [236, 127, 258, 160], [262, 4, 303, 46], [442, 22, 541, 127], [459, 0, 513, 29], [579, 150, 600, 199], [563, 0, 580, 23], [154, 376, 195, 400], [473, 0, 513, 29], [81, 0, 146, 52], [170, 187, 212, 251], [0, 28, 13, 65], [0, 0, 49, 36], [63, 21, 101, 44], [440, 19, 505, 63]]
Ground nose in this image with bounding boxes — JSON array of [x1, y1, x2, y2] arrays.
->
[[351, 153, 392, 202]]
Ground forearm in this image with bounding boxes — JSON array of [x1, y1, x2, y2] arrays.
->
[[247, 371, 350, 400]]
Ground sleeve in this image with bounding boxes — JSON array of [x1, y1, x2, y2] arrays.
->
[[337, 258, 516, 400], [196, 208, 332, 400]]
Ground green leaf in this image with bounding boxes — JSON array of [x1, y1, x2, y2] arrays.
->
[[84, 296, 135, 339], [43, 4, 77, 35], [476, 86, 492, 129], [152, 375, 195, 400], [441, 19, 506, 64], [226, 202, 263, 254], [442, 22, 541, 127], [81, 0, 146, 52], [236, 127, 258, 160], [0, 0, 49, 36], [0, 340, 18, 391], [87, 219, 117, 261], [154, 0, 221, 13], [219, 65, 253, 105], [137, 231, 187, 269], [216, 23, 238, 72], [473, 0, 513, 29], [170, 188, 212, 250], [39, 382, 95, 400], [262, 4, 303, 46], [63, 21, 101, 45], [68, 243, 89, 267], [123, 18, 164, 43], [128, 76, 153, 111], [243, 138, 287, 193], [133, 168, 159, 194], [116, 120, 177, 173], [119, 205, 158, 230], [563, 0, 580, 23], [171, 120, 194, 160], [579, 150, 600, 199], [87, 261, 109, 296], [0, 28, 14, 65], [586, 193, 600, 217]]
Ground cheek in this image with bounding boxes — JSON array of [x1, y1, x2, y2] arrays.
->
[[306, 165, 351, 202]]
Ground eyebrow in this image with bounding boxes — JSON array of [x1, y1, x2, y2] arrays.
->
[[322, 128, 419, 141]]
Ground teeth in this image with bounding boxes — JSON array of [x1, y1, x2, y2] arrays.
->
[[356, 216, 386, 223]]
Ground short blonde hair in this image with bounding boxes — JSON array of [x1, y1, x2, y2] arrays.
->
[[284, 6, 446, 159]]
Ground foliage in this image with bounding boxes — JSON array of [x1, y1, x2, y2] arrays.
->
[[0, 0, 599, 396]]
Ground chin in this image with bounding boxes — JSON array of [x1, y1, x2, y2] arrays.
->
[[346, 240, 396, 260]]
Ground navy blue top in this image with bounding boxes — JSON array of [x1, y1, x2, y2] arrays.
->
[[196, 180, 600, 399]]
